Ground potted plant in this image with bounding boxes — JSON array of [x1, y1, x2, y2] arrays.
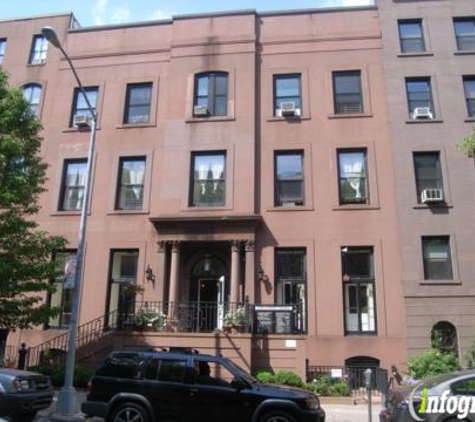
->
[[223, 306, 247, 334], [135, 307, 167, 332]]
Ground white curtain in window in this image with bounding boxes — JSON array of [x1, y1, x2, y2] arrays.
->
[[66, 168, 86, 210], [341, 153, 364, 199], [212, 162, 224, 191], [127, 163, 145, 199], [197, 163, 209, 194], [361, 284, 375, 332]]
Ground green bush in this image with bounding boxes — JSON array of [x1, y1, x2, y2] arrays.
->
[[408, 349, 461, 379], [304, 375, 351, 397], [273, 370, 304, 388], [29, 364, 93, 388], [256, 371, 275, 384]]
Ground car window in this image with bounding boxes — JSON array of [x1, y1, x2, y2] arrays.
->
[[193, 359, 235, 387], [452, 378, 475, 396], [144, 358, 159, 380], [96, 353, 146, 379], [158, 359, 187, 383]]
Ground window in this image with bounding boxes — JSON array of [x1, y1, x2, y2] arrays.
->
[[0, 38, 6, 65], [342, 247, 376, 334], [398, 20, 425, 53], [274, 74, 302, 116], [59, 159, 87, 211], [190, 152, 226, 207], [124, 83, 153, 124], [193, 359, 234, 387], [338, 149, 369, 205], [405, 77, 434, 118], [463, 76, 475, 117], [107, 250, 139, 327], [453, 18, 475, 52], [431, 321, 458, 356], [158, 360, 187, 383], [48, 250, 76, 328], [70, 86, 98, 127], [194, 72, 228, 117], [96, 353, 146, 379], [333, 71, 363, 114], [22, 84, 42, 116], [29, 35, 48, 65], [274, 151, 304, 206], [116, 157, 146, 210], [413, 152, 443, 203], [452, 378, 475, 396], [422, 236, 453, 280]]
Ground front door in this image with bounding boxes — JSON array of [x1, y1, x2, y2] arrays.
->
[[197, 279, 219, 331]]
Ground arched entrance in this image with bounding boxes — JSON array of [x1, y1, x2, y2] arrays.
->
[[190, 255, 228, 331], [431, 321, 458, 357]]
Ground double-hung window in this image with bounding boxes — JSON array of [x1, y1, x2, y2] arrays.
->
[[194, 72, 228, 117], [453, 18, 475, 52], [275, 151, 304, 206], [48, 250, 76, 328], [190, 152, 226, 207], [70, 86, 98, 127], [124, 83, 153, 124], [29, 35, 48, 65], [422, 236, 453, 280], [116, 157, 146, 210], [274, 74, 302, 117], [0, 39, 6, 65], [463, 76, 475, 117], [22, 84, 42, 117], [398, 20, 425, 53], [338, 149, 369, 205], [60, 159, 87, 211], [413, 152, 444, 203], [333, 71, 363, 114], [405, 77, 434, 118], [342, 247, 376, 335]]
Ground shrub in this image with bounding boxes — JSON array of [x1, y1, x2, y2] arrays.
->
[[273, 370, 303, 388], [304, 375, 351, 397], [408, 349, 461, 379], [256, 371, 275, 384], [29, 364, 93, 388]]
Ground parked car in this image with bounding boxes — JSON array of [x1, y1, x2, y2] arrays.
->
[[380, 370, 475, 422], [82, 349, 325, 422], [0, 366, 53, 421]]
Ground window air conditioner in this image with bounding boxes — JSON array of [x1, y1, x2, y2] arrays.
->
[[280, 102, 296, 116], [193, 105, 209, 117], [412, 107, 433, 120], [421, 188, 444, 204], [73, 115, 91, 128]]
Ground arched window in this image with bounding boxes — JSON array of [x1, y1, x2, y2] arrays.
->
[[22, 83, 42, 116], [431, 321, 458, 356], [193, 72, 228, 117]]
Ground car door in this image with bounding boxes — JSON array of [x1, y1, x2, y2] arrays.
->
[[187, 357, 251, 422], [450, 377, 475, 421], [142, 356, 192, 422]]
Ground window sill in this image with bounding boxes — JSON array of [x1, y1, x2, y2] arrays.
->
[[454, 50, 475, 56], [405, 118, 443, 124], [397, 52, 433, 58], [62, 127, 101, 133], [413, 203, 453, 209], [332, 204, 380, 211], [266, 205, 314, 212], [344, 332, 378, 337], [107, 210, 150, 215], [464, 117, 475, 123], [184, 206, 233, 211], [116, 122, 156, 129], [266, 115, 311, 122], [50, 211, 82, 216], [328, 113, 372, 119], [186, 116, 235, 123], [27, 62, 46, 67], [419, 280, 461, 286]]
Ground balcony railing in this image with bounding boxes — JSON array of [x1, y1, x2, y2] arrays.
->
[[113, 301, 305, 335]]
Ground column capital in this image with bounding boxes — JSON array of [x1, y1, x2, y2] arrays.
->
[[231, 240, 241, 252], [156, 241, 167, 253], [170, 241, 181, 252], [245, 240, 255, 252]]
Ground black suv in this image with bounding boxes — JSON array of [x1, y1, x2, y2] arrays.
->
[[82, 350, 325, 422]]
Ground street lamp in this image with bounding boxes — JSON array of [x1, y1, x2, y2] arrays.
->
[[42, 26, 98, 417]]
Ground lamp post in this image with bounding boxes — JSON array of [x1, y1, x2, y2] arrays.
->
[[42, 26, 97, 416]]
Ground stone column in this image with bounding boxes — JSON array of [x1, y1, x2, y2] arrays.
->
[[230, 240, 241, 304], [168, 241, 181, 317], [244, 240, 256, 304], [156, 241, 167, 303]]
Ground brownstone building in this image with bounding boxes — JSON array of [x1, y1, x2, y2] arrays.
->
[[5, 1, 462, 377]]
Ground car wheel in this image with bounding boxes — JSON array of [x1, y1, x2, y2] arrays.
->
[[109, 402, 150, 422], [259, 410, 297, 422], [11, 411, 37, 422]]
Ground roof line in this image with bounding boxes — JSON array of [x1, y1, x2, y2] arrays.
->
[[0, 12, 74, 24]]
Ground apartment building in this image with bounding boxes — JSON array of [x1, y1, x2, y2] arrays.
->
[[378, 0, 475, 359], [0, 6, 409, 376]]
